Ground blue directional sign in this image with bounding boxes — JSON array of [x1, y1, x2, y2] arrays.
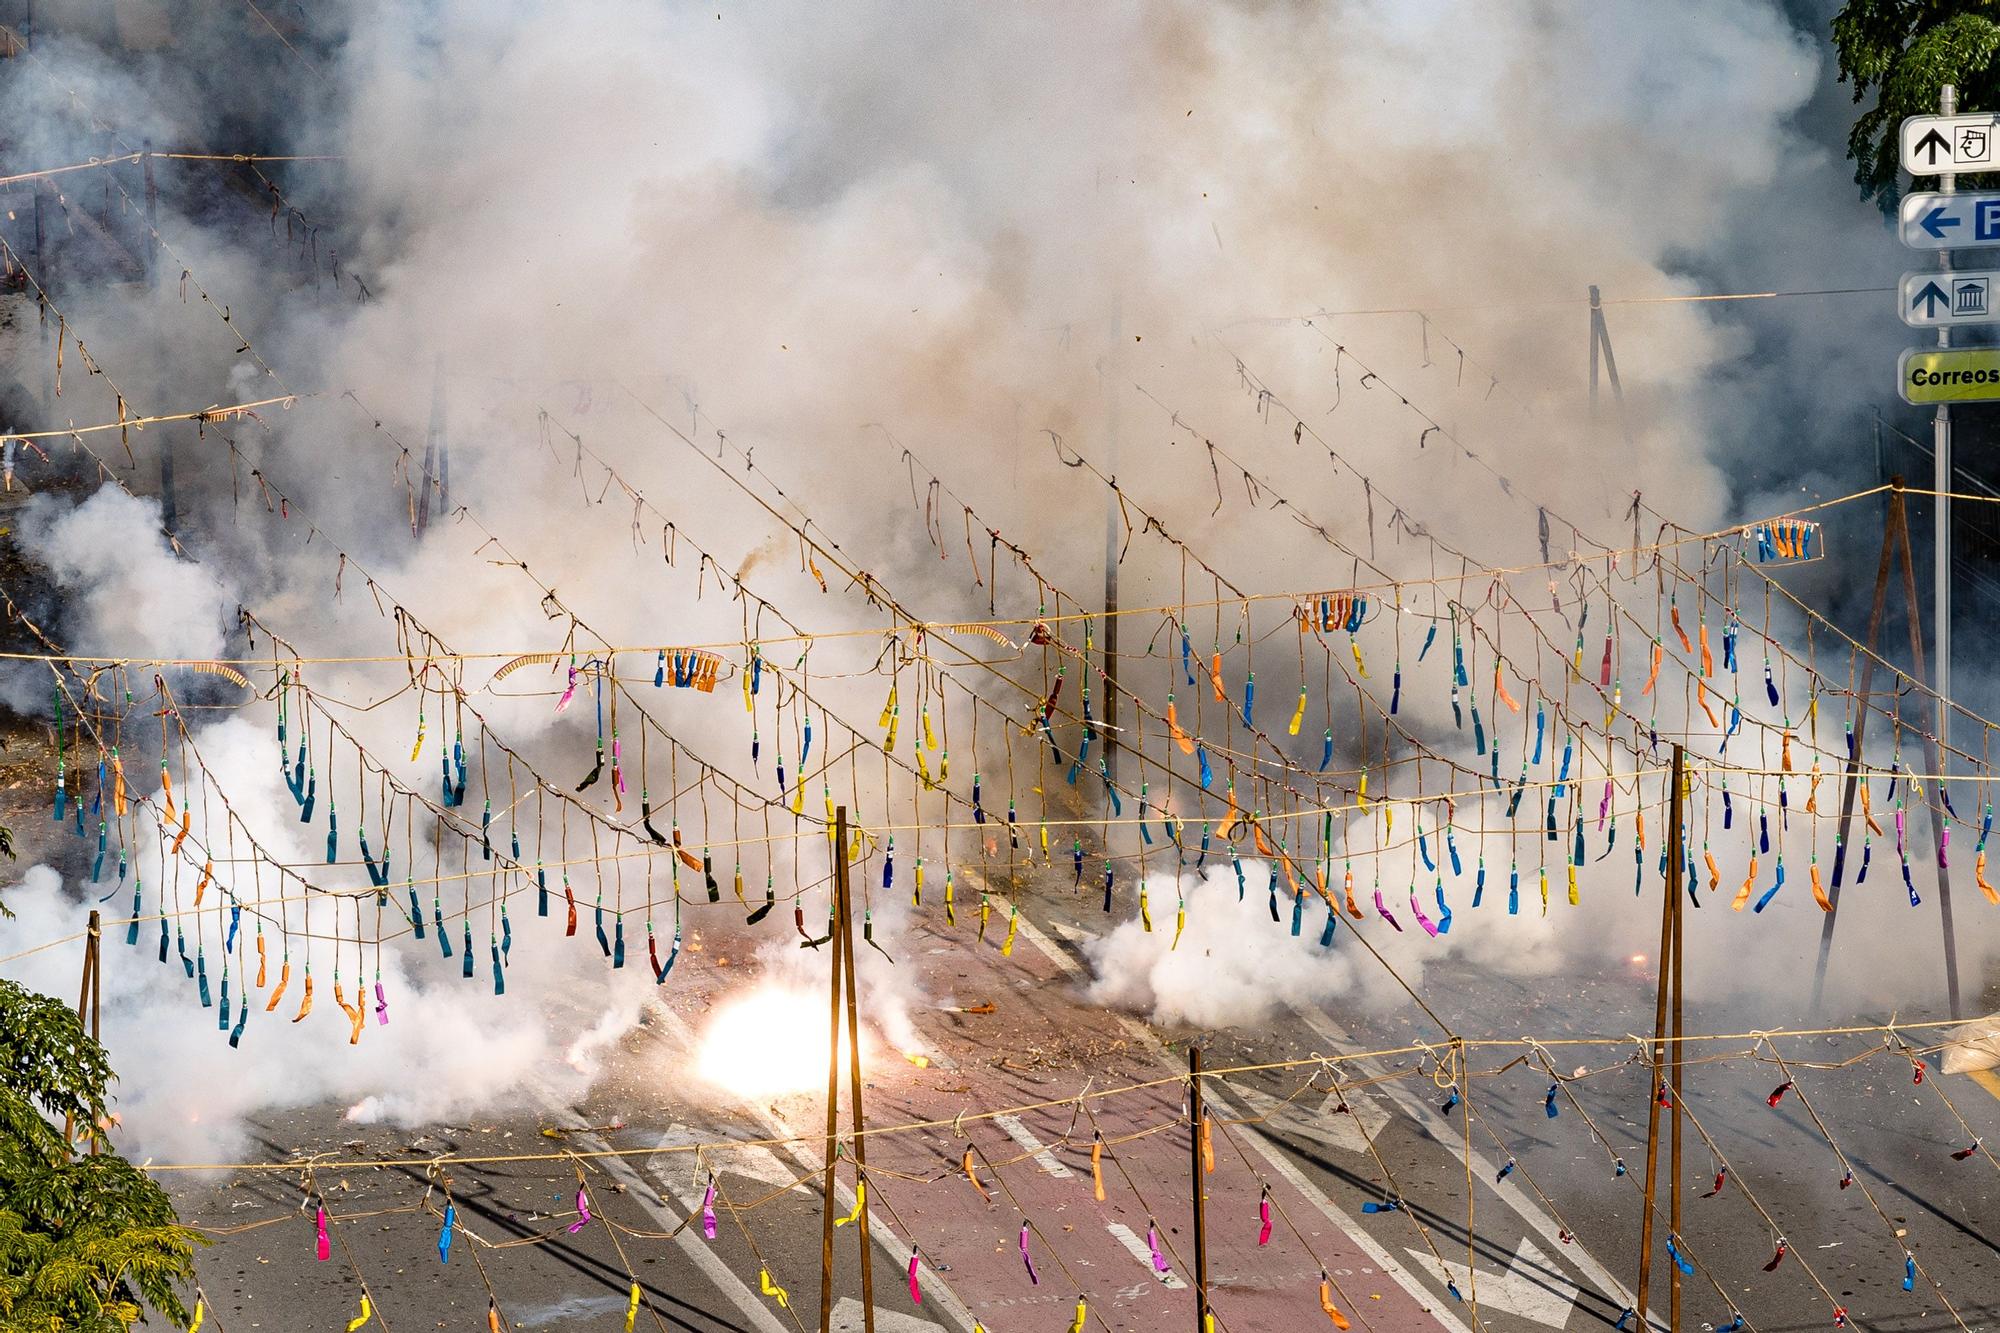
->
[[1901, 269, 2000, 327], [1900, 192, 2000, 250]]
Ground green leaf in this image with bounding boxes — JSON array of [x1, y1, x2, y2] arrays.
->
[[0, 980, 203, 1330], [1833, 3, 2000, 209]]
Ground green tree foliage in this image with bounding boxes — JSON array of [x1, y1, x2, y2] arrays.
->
[[1834, 2, 2000, 208], [0, 976, 201, 1331]]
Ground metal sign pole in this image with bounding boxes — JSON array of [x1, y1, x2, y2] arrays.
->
[[1936, 84, 1956, 772], [1892, 90, 1975, 1019]]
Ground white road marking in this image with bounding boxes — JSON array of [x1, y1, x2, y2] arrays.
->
[[830, 1295, 943, 1331], [641, 1003, 982, 1333], [1232, 1084, 1393, 1156], [1407, 1239, 1578, 1329], [1003, 908, 1476, 1333], [1292, 1006, 1638, 1320], [646, 1121, 798, 1196], [510, 1293, 632, 1328], [531, 1092, 794, 1333], [993, 1113, 1075, 1178], [1104, 1222, 1188, 1288]]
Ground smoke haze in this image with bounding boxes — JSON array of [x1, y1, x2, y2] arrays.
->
[[0, 0, 1957, 1159]]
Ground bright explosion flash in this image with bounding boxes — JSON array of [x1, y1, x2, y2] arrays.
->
[[696, 985, 871, 1099]]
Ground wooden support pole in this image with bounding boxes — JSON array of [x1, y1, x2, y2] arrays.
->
[[150, 136, 172, 530], [63, 910, 100, 1150], [1588, 284, 1631, 447], [1812, 480, 1962, 1018], [31, 188, 46, 301], [1813, 486, 1899, 1013], [820, 808, 848, 1333], [1669, 744, 1686, 1333], [32, 188, 52, 413], [1892, 486, 1963, 1019], [1588, 286, 1600, 427], [74, 909, 95, 1017], [1190, 1044, 1210, 1333], [836, 809, 876, 1333], [89, 904, 100, 1157], [1634, 873, 1670, 1323], [1102, 296, 1122, 787], [140, 141, 158, 288], [1636, 746, 1685, 1330]]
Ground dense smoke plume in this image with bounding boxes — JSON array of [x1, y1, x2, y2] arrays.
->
[[0, 1, 1952, 1160]]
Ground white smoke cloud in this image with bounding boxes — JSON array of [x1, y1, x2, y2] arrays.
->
[[16, 488, 234, 663], [2, 714, 665, 1162], [0, 0, 1952, 1158], [1086, 861, 1371, 1029]]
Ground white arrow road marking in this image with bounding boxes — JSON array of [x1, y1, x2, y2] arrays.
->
[[1406, 1239, 1578, 1330], [993, 1113, 1075, 1178], [1104, 1222, 1188, 1288], [1296, 1008, 1640, 1304], [1003, 908, 1475, 1333], [511, 1292, 633, 1328], [641, 1003, 982, 1333], [1290, 1006, 1636, 1318], [1233, 1084, 1392, 1155], [830, 1295, 943, 1332], [646, 1121, 798, 1200], [530, 1089, 793, 1333]]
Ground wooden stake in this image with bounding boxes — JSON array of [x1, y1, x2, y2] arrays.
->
[[1669, 743, 1686, 1333], [64, 910, 101, 1151], [836, 809, 876, 1332], [1812, 489, 1898, 1012], [1813, 480, 1962, 1017], [820, 808, 847, 1333], [1588, 285, 1632, 447], [1893, 483, 1963, 1019], [1636, 745, 1685, 1330], [1189, 1044, 1210, 1333], [140, 142, 158, 288]]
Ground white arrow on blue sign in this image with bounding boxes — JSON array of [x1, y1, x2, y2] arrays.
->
[[1901, 191, 2000, 250], [1900, 269, 2000, 327]]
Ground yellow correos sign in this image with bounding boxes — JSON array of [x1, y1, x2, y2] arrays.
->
[[1900, 347, 2000, 403]]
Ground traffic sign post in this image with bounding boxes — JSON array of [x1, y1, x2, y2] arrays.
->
[[1890, 87, 1966, 1021], [1902, 112, 2000, 175], [1900, 190, 2000, 249], [1898, 347, 2000, 404], [1900, 269, 2000, 326]]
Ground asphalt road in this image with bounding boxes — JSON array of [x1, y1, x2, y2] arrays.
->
[[162, 856, 2000, 1333]]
